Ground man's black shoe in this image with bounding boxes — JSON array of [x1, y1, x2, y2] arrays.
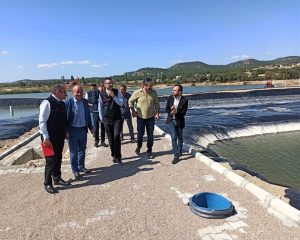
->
[[79, 167, 91, 174], [53, 179, 71, 186], [116, 158, 122, 164], [100, 142, 109, 147], [44, 185, 58, 194], [112, 156, 117, 163], [135, 146, 141, 155], [147, 152, 154, 159], [130, 138, 135, 143], [172, 156, 180, 164], [74, 172, 82, 180], [94, 142, 99, 147]]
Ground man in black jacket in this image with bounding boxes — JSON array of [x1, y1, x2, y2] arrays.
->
[[165, 84, 188, 164], [98, 78, 124, 163]]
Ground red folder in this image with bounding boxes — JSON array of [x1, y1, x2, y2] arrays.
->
[[41, 142, 55, 157]]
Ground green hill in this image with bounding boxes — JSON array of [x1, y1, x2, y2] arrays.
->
[[1, 56, 300, 88]]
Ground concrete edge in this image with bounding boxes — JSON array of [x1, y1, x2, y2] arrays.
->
[[154, 125, 300, 225], [0, 132, 40, 161]]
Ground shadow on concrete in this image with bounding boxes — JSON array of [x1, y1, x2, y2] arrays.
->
[[179, 154, 194, 162], [57, 159, 160, 191]]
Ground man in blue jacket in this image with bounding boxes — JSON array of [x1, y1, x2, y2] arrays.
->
[[65, 85, 93, 180]]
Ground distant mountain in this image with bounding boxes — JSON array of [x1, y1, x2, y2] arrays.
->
[[135, 67, 165, 73], [169, 61, 209, 70], [272, 56, 300, 64], [227, 59, 262, 68], [128, 56, 300, 74]]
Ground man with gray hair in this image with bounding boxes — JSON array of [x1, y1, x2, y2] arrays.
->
[[39, 84, 69, 194], [65, 85, 93, 180]]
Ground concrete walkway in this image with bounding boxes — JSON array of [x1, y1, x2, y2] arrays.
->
[[1, 124, 300, 240]]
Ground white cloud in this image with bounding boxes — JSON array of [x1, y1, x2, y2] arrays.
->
[[231, 54, 250, 60], [60, 60, 75, 65], [91, 63, 109, 68], [91, 64, 103, 68], [17, 65, 24, 69], [241, 54, 250, 59], [170, 54, 185, 64], [1, 50, 8, 55], [37, 62, 59, 68], [78, 60, 91, 64], [37, 60, 95, 68]]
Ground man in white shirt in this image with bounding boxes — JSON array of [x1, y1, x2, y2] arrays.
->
[[39, 84, 69, 194]]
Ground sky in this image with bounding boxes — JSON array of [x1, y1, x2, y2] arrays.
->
[[0, 0, 300, 82]]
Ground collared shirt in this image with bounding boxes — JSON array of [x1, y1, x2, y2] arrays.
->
[[128, 89, 160, 119], [39, 94, 61, 139], [72, 97, 86, 127], [98, 89, 124, 121], [172, 96, 181, 119], [173, 96, 181, 110]]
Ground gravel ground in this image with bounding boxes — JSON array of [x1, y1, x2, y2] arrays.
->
[[1, 124, 300, 240]]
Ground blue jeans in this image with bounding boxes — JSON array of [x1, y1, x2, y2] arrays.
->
[[68, 127, 87, 173], [121, 114, 134, 140], [168, 120, 183, 157], [137, 117, 155, 153]]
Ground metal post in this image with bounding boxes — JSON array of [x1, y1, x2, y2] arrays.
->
[[9, 106, 14, 118]]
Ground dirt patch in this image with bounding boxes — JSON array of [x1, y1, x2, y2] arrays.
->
[[0, 127, 39, 154]]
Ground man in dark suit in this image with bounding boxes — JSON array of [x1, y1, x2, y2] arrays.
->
[[166, 84, 188, 164], [65, 85, 93, 179], [98, 78, 124, 164]]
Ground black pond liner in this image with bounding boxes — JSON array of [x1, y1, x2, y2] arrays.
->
[[189, 192, 234, 219], [0, 115, 38, 140]]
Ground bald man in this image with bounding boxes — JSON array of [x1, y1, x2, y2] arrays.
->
[[65, 85, 93, 180]]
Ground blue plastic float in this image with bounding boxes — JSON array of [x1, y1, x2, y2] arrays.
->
[[189, 192, 234, 219]]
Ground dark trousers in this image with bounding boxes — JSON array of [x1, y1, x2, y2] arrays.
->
[[103, 119, 122, 159], [121, 114, 134, 140], [93, 112, 106, 144], [44, 139, 64, 186], [137, 117, 155, 153]]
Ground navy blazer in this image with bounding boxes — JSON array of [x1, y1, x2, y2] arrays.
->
[[65, 97, 93, 133], [166, 95, 188, 128]]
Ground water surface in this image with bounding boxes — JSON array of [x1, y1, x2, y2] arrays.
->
[[209, 131, 300, 191]]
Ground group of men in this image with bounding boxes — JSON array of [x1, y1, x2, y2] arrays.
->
[[39, 78, 188, 194]]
